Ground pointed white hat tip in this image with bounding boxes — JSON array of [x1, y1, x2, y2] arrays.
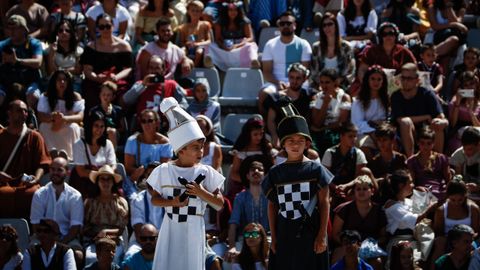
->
[[160, 97, 179, 113]]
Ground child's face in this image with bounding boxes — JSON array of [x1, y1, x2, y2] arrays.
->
[[421, 49, 436, 65], [250, 128, 264, 146], [376, 136, 393, 152], [464, 52, 479, 69], [178, 139, 205, 165], [97, 245, 115, 265], [399, 248, 413, 270], [55, 73, 68, 92], [247, 161, 265, 184], [283, 134, 307, 158], [463, 143, 479, 157], [418, 138, 434, 153], [319, 76, 336, 92], [188, 4, 203, 20], [194, 85, 208, 102], [340, 131, 357, 148], [100, 87, 114, 104]]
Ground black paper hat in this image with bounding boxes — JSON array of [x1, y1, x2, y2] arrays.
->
[[277, 103, 311, 144]]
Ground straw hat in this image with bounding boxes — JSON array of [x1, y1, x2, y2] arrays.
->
[[89, 165, 122, 184]]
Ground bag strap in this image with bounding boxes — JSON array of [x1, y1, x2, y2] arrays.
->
[[2, 124, 28, 172], [144, 191, 150, 224], [82, 138, 92, 166]]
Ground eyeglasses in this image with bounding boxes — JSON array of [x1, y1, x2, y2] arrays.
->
[[400, 76, 418, 81], [382, 31, 396, 37], [36, 228, 52, 234], [279, 21, 293, 27], [243, 231, 260, 239], [141, 119, 156, 124], [98, 24, 112, 30], [139, 236, 158, 242], [322, 22, 334, 28]]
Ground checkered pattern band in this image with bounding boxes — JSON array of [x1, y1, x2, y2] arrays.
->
[[277, 182, 311, 220], [166, 188, 199, 223]]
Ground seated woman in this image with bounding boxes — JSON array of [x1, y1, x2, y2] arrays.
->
[[72, 111, 117, 199], [331, 175, 387, 267], [381, 0, 420, 36], [406, 127, 451, 200], [124, 109, 173, 184], [448, 71, 480, 153], [231, 223, 269, 270], [86, 0, 132, 40], [187, 78, 221, 132], [0, 225, 23, 270], [351, 65, 389, 159], [37, 70, 84, 160], [83, 165, 129, 266], [430, 180, 480, 266], [196, 115, 222, 172], [177, 1, 212, 67], [336, 0, 378, 52], [43, 0, 87, 43], [310, 12, 356, 89], [389, 241, 421, 270], [206, 1, 258, 71], [434, 224, 475, 270], [45, 20, 83, 91], [311, 68, 352, 156]]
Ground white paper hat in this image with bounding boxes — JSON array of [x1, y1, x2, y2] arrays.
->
[[160, 97, 205, 153]]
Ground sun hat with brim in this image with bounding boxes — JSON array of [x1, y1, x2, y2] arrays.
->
[[7, 15, 29, 32], [89, 165, 122, 184]]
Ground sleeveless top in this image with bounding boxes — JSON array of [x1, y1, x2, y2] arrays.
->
[[201, 142, 216, 167], [29, 243, 70, 270], [444, 202, 472, 235]]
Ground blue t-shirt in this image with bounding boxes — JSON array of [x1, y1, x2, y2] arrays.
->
[[229, 189, 270, 232], [124, 134, 173, 167], [122, 251, 153, 270], [0, 37, 43, 85], [331, 258, 374, 270], [391, 87, 444, 122]]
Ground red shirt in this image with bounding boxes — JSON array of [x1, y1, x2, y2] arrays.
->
[[136, 80, 178, 115], [361, 44, 417, 71]]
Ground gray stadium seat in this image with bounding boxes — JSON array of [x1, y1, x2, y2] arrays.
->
[[218, 68, 264, 107], [300, 28, 320, 46], [0, 218, 30, 252], [258, 27, 281, 53], [467, 29, 480, 49], [221, 113, 263, 144]]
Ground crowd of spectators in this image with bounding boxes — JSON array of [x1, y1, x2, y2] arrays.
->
[[0, 0, 480, 269]]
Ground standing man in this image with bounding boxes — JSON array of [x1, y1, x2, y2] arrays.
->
[[391, 63, 448, 157], [136, 17, 193, 81], [258, 11, 312, 115], [30, 155, 84, 266]]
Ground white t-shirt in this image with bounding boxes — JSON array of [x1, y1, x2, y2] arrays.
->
[[450, 147, 480, 183], [337, 9, 378, 37], [351, 98, 387, 135], [262, 35, 312, 83], [37, 94, 85, 114], [312, 88, 352, 126], [86, 4, 132, 37], [384, 198, 418, 234], [73, 139, 116, 167]]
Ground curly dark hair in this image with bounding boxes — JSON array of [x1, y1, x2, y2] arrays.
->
[[232, 118, 272, 156], [47, 70, 75, 112], [0, 225, 20, 258], [237, 223, 269, 270], [358, 66, 389, 112]]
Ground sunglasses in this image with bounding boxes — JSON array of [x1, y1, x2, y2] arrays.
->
[[98, 24, 112, 30], [36, 228, 52, 234], [141, 119, 156, 124], [382, 31, 396, 37], [279, 21, 293, 27], [322, 22, 334, 28], [243, 231, 260, 239], [139, 236, 158, 242]]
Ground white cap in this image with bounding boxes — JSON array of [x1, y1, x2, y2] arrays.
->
[[160, 97, 205, 153]]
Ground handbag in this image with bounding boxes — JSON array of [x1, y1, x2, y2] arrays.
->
[[69, 139, 97, 198]]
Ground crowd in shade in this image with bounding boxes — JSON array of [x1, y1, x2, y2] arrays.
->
[[1, 0, 480, 269]]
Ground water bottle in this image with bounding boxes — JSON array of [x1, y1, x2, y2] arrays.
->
[[188, 34, 196, 57], [224, 39, 234, 50]]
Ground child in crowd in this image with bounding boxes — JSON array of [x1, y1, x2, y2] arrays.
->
[[88, 81, 126, 148], [450, 127, 480, 198], [231, 223, 269, 270], [331, 230, 374, 270], [453, 47, 480, 96], [147, 97, 225, 270], [417, 44, 444, 96], [187, 78, 221, 131], [178, 0, 212, 67], [84, 237, 120, 270], [262, 103, 332, 269], [322, 123, 372, 204], [389, 241, 419, 270]]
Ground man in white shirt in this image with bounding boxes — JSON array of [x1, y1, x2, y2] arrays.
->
[[23, 219, 77, 270], [258, 11, 312, 115], [30, 156, 84, 266]]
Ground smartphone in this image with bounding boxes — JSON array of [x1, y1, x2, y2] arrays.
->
[[151, 74, 164, 83], [459, 89, 475, 98]]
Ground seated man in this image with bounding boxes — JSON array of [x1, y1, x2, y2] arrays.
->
[[123, 55, 188, 115], [30, 155, 84, 266], [23, 219, 77, 270], [0, 100, 51, 219], [391, 63, 448, 157], [331, 230, 374, 270], [450, 127, 480, 197], [84, 238, 120, 270], [122, 224, 158, 270], [0, 15, 43, 108]]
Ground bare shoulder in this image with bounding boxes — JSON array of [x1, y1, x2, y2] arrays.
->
[[73, 92, 82, 101]]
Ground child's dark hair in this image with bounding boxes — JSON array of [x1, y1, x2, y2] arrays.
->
[[232, 118, 272, 156], [417, 127, 435, 141], [381, 169, 411, 202], [419, 43, 435, 55], [340, 230, 362, 244], [374, 122, 396, 139], [318, 68, 339, 82], [390, 241, 415, 270], [446, 179, 468, 197], [447, 224, 474, 247], [464, 47, 480, 58], [461, 127, 480, 145], [339, 122, 358, 135]]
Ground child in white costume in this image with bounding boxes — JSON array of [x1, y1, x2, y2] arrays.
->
[[146, 97, 225, 270]]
